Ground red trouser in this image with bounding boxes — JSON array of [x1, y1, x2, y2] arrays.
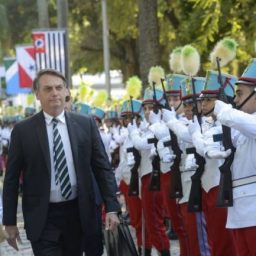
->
[[231, 226, 256, 256], [180, 203, 200, 256], [202, 187, 235, 256], [141, 173, 170, 251], [119, 180, 142, 247], [161, 172, 190, 256]]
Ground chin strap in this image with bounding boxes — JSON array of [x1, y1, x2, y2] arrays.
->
[[175, 101, 182, 112], [236, 90, 256, 110], [203, 107, 214, 117]]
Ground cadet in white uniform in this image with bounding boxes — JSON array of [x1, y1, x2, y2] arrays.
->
[[213, 59, 256, 255]]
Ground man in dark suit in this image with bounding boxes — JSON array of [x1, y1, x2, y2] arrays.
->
[[2, 69, 120, 256]]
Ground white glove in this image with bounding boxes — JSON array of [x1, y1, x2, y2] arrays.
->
[[120, 127, 129, 137], [214, 100, 232, 116], [157, 140, 176, 163], [2, 139, 9, 147], [149, 122, 170, 140], [149, 145, 157, 160], [110, 125, 120, 135], [206, 148, 232, 159], [127, 120, 138, 135], [149, 110, 161, 124], [184, 154, 198, 171], [127, 152, 135, 167], [139, 119, 149, 131], [109, 140, 119, 153], [162, 108, 177, 123], [188, 116, 201, 136], [113, 127, 128, 145]]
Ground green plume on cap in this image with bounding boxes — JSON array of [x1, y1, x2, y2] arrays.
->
[[169, 47, 182, 73], [210, 37, 238, 68], [126, 76, 142, 99], [148, 66, 165, 87], [27, 93, 35, 106], [79, 82, 94, 103], [181, 45, 200, 76], [93, 90, 108, 107]]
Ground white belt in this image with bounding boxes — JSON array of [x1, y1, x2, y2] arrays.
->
[[180, 169, 195, 173], [233, 175, 256, 188]]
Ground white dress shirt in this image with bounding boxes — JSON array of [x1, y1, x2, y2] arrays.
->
[[44, 111, 77, 202]]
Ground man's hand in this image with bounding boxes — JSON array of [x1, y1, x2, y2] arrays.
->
[[4, 225, 21, 251], [105, 213, 120, 231]]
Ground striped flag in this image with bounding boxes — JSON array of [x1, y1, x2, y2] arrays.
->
[[16, 45, 36, 88], [3, 57, 31, 95], [32, 29, 67, 76]]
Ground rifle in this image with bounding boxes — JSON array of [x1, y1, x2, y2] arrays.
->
[[187, 77, 206, 212], [147, 82, 161, 191], [215, 57, 235, 207], [127, 96, 141, 196], [161, 78, 183, 199]]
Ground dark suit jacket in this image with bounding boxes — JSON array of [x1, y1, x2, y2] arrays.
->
[[3, 111, 120, 243]]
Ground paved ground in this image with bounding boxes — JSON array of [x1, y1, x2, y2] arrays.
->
[[0, 178, 180, 255]]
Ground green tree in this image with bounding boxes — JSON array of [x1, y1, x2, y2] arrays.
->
[[1, 0, 256, 83], [138, 0, 160, 86]]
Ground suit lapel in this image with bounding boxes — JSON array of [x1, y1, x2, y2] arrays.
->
[[65, 112, 79, 172], [35, 111, 51, 175]]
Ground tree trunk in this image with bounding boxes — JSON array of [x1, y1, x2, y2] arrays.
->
[[138, 0, 160, 90], [37, 0, 49, 28]]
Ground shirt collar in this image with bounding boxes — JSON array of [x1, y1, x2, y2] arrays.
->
[[43, 111, 66, 125]]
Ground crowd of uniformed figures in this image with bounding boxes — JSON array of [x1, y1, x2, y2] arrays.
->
[[3, 58, 256, 256]]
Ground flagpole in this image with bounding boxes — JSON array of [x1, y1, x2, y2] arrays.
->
[[57, 0, 71, 88], [101, 0, 111, 100]]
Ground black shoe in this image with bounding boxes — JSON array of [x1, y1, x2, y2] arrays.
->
[[160, 250, 171, 256], [167, 228, 178, 240], [138, 247, 152, 256], [145, 248, 152, 256]]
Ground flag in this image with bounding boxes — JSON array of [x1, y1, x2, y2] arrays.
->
[[16, 45, 36, 88], [33, 33, 46, 53], [3, 57, 31, 95], [32, 29, 67, 76]]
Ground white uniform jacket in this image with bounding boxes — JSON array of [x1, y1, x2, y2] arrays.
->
[[168, 117, 197, 204], [216, 104, 256, 228], [200, 117, 225, 192]]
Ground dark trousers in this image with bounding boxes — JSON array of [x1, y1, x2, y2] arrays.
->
[[31, 199, 82, 256]]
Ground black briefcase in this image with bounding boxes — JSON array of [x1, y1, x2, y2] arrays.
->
[[104, 217, 138, 256]]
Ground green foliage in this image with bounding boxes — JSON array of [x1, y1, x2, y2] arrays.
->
[[1, 0, 256, 77]]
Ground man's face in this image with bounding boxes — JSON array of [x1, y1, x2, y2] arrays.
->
[[122, 114, 132, 127], [183, 101, 202, 120], [201, 97, 216, 116], [104, 119, 113, 129], [183, 102, 193, 120], [143, 103, 153, 122], [234, 84, 256, 114], [36, 74, 67, 116], [167, 95, 183, 114]]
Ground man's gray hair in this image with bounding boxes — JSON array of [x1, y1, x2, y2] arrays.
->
[[33, 69, 67, 91]]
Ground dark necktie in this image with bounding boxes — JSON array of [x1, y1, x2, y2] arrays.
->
[[52, 118, 72, 200]]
